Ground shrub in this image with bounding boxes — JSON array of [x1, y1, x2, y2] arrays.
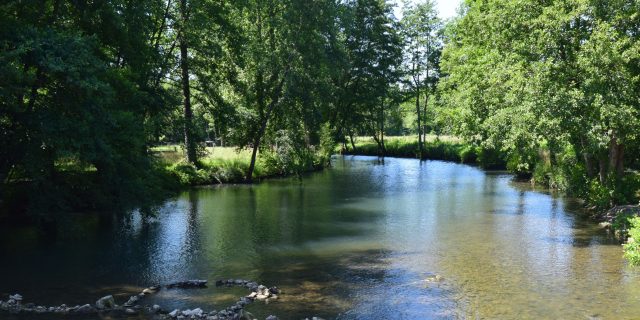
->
[[624, 217, 640, 266]]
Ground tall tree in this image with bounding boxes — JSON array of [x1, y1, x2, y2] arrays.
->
[[178, 0, 197, 164], [332, 0, 403, 155], [401, 0, 442, 158]]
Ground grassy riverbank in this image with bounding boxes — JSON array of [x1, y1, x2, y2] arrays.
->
[[153, 146, 326, 186], [340, 135, 506, 169]]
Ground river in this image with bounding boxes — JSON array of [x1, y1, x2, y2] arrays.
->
[[1, 156, 639, 319]]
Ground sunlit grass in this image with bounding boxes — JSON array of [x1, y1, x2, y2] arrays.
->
[[152, 145, 277, 184], [352, 135, 461, 144], [339, 135, 477, 163]]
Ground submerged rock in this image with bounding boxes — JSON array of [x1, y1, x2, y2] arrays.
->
[[95, 295, 115, 309], [124, 295, 139, 307], [75, 304, 94, 314], [169, 309, 181, 318], [8, 294, 22, 302], [167, 280, 208, 289]]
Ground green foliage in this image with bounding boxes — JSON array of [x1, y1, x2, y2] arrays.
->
[[342, 136, 481, 164], [438, 0, 640, 208], [623, 217, 640, 266]]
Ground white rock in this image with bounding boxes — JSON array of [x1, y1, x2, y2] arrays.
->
[[9, 294, 22, 301]]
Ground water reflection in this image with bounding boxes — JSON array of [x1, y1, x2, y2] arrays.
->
[[1, 156, 639, 319]]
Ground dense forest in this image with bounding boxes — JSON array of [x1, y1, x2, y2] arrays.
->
[[1, 0, 639, 222]]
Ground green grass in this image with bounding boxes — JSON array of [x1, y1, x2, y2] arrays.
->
[[340, 135, 480, 164], [153, 145, 324, 185]]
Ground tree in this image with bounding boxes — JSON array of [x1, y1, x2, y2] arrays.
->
[[331, 0, 403, 155], [400, 0, 442, 158], [438, 0, 640, 205]]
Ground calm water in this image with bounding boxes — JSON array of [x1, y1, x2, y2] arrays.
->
[[1, 156, 639, 319]]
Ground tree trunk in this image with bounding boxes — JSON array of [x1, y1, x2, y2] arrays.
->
[[580, 137, 596, 179], [423, 64, 429, 150], [349, 131, 357, 153], [608, 136, 625, 180], [179, 0, 196, 164], [598, 157, 607, 184], [416, 88, 423, 159], [246, 70, 289, 182], [380, 102, 385, 158]]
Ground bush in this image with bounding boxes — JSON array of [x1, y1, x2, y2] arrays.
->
[[624, 217, 640, 266], [260, 130, 317, 177]]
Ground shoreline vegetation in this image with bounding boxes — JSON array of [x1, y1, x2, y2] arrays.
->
[[155, 146, 327, 186]]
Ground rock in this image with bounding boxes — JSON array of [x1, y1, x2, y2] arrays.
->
[[169, 309, 181, 318], [268, 287, 280, 294], [270, 294, 278, 300], [425, 274, 444, 282], [9, 294, 22, 302], [599, 222, 612, 229], [125, 308, 137, 315], [266, 316, 279, 320], [167, 280, 208, 289], [96, 295, 115, 309], [247, 292, 258, 299], [124, 295, 139, 307], [234, 279, 244, 285], [152, 304, 162, 313], [189, 307, 204, 317], [215, 280, 225, 287], [76, 304, 94, 314], [256, 294, 268, 301]]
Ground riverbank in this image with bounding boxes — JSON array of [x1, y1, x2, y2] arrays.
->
[[339, 135, 506, 169], [0, 146, 327, 223], [153, 146, 327, 186]]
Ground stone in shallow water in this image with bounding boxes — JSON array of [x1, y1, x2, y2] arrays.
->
[[124, 295, 139, 307], [9, 294, 22, 302], [75, 304, 94, 313], [96, 295, 115, 309], [268, 286, 280, 294]]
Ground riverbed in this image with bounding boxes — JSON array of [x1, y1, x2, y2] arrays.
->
[[1, 156, 639, 319]]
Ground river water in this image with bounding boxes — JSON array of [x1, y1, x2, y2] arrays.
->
[[1, 156, 639, 319]]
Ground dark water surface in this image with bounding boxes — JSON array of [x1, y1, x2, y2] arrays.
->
[[1, 156, 639, 319]]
